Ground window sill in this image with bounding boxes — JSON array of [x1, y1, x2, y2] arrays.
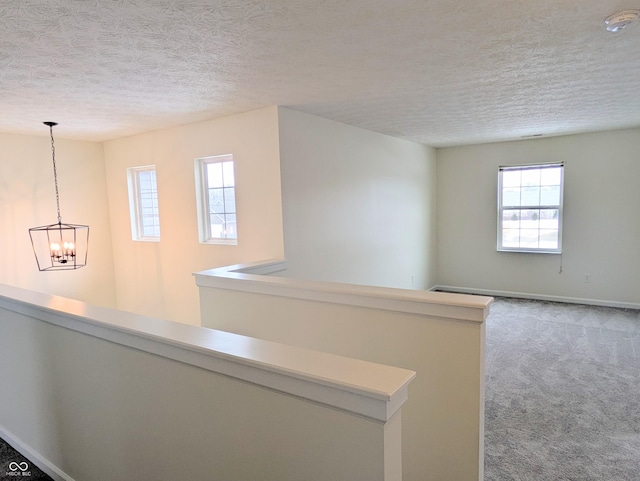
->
[[497, 248, 561, 254], [201, 238, 238, 246]]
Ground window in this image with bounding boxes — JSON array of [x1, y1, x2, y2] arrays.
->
[[127, 165, 160, 241], [195, 155, 237, 244], [498, 162, 564, 253]]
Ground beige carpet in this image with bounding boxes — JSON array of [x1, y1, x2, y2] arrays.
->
[[484, 297, 640, 480]]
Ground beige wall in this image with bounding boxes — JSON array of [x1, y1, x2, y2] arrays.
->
[[200, 283, 487, 481], [103, 107, 285, 324], [0, 132, 116, 307], [278, 108, 438, 290], [0, 294, 401, 481], [436, 128, 640, 305]]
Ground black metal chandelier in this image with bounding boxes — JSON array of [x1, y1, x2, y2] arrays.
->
[[29, 122, 89, 271]]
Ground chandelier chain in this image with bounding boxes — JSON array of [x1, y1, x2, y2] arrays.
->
[[48, 123, 62, 224]]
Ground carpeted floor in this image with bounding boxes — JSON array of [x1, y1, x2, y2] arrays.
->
[[0, 437, 52, 480], [485, 297, 640, 481]]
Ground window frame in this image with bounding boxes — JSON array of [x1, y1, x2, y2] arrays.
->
[[497, 161, 564, 254], [194, 154, 238, 245], [127, 165, 161, 242]]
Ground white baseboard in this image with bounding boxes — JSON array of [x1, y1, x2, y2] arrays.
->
[[430, 285, 640, 310], [0, 425, 75, 481]]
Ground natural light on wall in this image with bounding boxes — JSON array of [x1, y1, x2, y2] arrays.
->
[[497, 162, 564, 253]]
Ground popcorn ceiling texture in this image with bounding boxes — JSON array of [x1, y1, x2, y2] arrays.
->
[[1, 0, 639, 146]]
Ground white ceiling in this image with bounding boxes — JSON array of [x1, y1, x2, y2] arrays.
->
[[1, 0, 639, 147]]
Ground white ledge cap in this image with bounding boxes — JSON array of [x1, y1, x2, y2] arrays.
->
[[195, 259, 493, 323], [0, 283, 414, 422]]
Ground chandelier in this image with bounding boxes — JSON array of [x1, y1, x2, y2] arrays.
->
[[28, 122, 89, 271]]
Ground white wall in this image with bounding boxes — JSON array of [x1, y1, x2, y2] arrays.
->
[[278, 108, 437, 290], [197, 264, 491, 481], [0, 132, 116, 307], [436, 128, 640, 306], [103, 107, 285, 325], [0, 285, 409, 481]]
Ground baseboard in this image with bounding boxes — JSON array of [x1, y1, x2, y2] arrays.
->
[[0, 425, 75, 481], [430, 285, 640, 310]]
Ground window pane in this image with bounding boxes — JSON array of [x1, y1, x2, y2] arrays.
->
[[209, 188, 225, 214], [521, 168, 540, 186], [540, 185, 560, 205], [520, 230, 539, 248], [139, 170, 154, 188], [502, 170, 520, 187], [539, 209, 559, 229], [522, 169, 540, 185], [207, 162, 223, 188], [502, 210, 520, 229], [539, 230, 559, 249], [502, 229, 520, 247], [140, 195, 156, 210], [521, 186, 540, 206], [521, 209, 540, 229], [541, 167, 561, 186], [209, 213, 225, 237], [139, 178, 150, 191], [223, 187, 236, 213], [225, 214, 237, 239], [502, 188, 520, 207], [141, 215, 160, 237], [207, 213, 237, 239], [222, 161, 235, 187]]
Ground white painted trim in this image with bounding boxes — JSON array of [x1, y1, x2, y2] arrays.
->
[[0, 283, 414, 422], [431, 285, 640, 310], [233, 259, 289, 276], [195, 260, 493, 323], [0, 425, 75, 481]]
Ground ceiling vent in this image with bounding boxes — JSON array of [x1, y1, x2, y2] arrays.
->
[[604, 9, 640, 32]]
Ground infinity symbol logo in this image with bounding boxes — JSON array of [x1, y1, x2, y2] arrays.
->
[[8, 461, 29, 471]]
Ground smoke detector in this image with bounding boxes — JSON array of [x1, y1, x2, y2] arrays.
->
[[604, 9, 640, 32]]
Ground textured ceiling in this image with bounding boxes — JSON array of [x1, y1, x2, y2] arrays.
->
[[1, 0, 639, 147]]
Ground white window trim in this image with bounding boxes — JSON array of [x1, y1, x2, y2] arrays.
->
[[497, 161, 564, 254], [194, 154, 238, 246], [127, 165, 160, 242]]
